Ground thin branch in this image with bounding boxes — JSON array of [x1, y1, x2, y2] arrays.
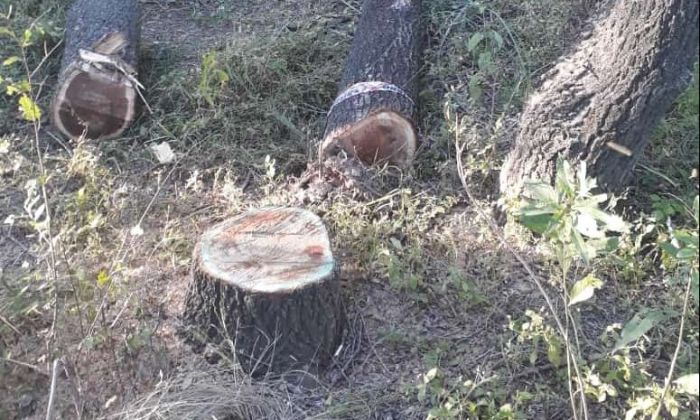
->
[[45, 358, 60, 420]]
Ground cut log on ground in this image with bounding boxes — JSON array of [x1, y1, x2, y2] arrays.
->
[[183, 207, 345, 375], [499, 0, 699, 198], [319, 0, 422, 169], [50, 0, 141, 140]]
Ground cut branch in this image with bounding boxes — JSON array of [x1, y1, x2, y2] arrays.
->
[[319, 0, 422, 168], [50, 0, 141, 140], [183, 207, 345, 375]]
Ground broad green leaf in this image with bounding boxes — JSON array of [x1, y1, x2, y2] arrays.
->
[[490, 30, 504, 50], [0, 27, 15, 37], [569, 274, 604, 306], [525, 181, 558, 204], [468, 75, 483, 100], [579, 206, 628, 233], [21, 28, 35, 47], [572, 229, 596, 262], [676, 247, 698, 260], [577, 161, 589, 195], [555, 159, 575, 197], [19, 95, 42, 122], [467, 32, 484, 52], [520, 204, 558, 216], [576, 213, 604, 238], [674, 232, 699, 248], [520, 213, 555, 234], [613, 309, 674, 352], [2, 56, 20, 66], [674, 373, 699, 396], [477, 51, 496, 74], [547, 337, 561, 367], [6, 80, 31, 96], [660, 241, 680, 258]]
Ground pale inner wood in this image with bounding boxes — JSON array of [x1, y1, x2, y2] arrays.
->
[[198, 207, 335, 293], [324, 111, 417, 168], [52, 66, 135, 139]]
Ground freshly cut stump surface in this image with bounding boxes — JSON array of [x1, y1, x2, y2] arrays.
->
[[184, 207, 345, 375], [50, 0, 141, 140], [320, 0, 422, 168]]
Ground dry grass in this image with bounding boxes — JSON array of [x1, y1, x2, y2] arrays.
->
[[1, 0, 697, 419]]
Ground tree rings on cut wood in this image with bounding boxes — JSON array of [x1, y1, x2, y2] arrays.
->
[[183, 207, 345, 375], [50, 0, 141, 140], [319, 0, 422, 168]]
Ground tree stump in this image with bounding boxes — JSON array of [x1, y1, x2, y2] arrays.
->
[[50, 0, 141, 140], [183, 207, 345, 375], [319, 0, 422, 169]]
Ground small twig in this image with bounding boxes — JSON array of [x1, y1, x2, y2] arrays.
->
[[109, 292, 134, 329], [1, 357, 49, 376], [29, 39, 63, 79], [638, 163, 679, 188], [45, 358, 60, 420], [0, 312, 21, 335], [652, 269, 693, 419], [337, 0, 360, 13]]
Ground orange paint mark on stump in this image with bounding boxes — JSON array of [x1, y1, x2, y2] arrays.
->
[[304, 245, 325, 259]]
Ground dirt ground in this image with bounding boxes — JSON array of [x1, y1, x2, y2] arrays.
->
[[1, 0, 697, 419]]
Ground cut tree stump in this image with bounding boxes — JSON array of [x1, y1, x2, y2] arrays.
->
[[50, 0, 141, 140], [183, 207, 345, 375], [319, 0, 422, 168]]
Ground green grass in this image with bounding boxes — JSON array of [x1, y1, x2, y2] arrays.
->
[[1, 0, 698, 419]]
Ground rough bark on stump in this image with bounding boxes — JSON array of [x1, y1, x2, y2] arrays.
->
[[319, 0, 422, 168], [50, 0, 141, 140], [500, 0, 699, 198], [183, 207, 345, 375]]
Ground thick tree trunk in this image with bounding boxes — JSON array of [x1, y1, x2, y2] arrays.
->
[[319, 0, 422, 169], [500, 0, 699, 198], [183, 208, 345, 375], [50, 0, 141, 140]]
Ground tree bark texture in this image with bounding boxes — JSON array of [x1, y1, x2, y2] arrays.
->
[[320, 0, 422, 168], [183, 208, 345, 376], [500, 0, 699, 198], [50, 0, 141, 140]]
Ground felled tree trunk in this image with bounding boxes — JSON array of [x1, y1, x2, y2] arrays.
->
[[183, 207, 345, 375], [319, 0, 422, 169], [499, 0, 699, 199], [50, 0, 141, 140]]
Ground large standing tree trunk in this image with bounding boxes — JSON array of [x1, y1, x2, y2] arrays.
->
[[318, 0, 422, 169], [500, 0, 699, 198], [183, 208, 345, 376], [50, 0, 141, 140]]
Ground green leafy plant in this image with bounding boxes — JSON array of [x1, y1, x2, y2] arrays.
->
[[0, 19, 59, 121], [509, 309, 563, 368], [466, 27, 504, 101], [198, 50, 230, 107], [660, 195, 699, 307], [416, 368, 519, 420], [516, 158, 630, 418]]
